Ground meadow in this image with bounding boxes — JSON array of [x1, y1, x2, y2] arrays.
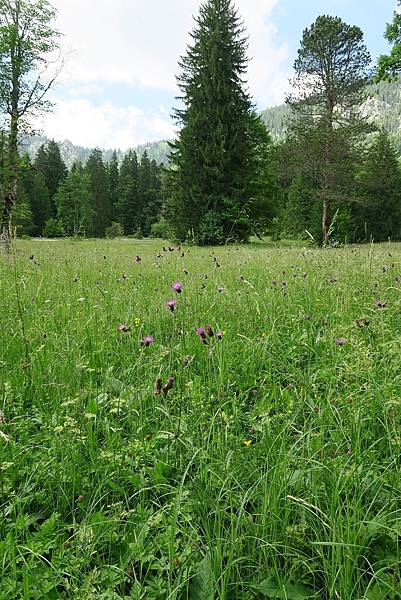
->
[[0, 238, 400, 600]]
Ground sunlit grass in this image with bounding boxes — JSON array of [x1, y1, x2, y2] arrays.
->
[[1, 238, 400, 599]]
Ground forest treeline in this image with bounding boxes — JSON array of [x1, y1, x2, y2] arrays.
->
[[11, 143, 164, 239], [11, 111, 401, 245], [2, 0, 401, 245]]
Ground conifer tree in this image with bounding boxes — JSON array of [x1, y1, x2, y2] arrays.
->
[[108, 150, 120, 221], [18, 155, 51, 235], [116, 150, 139, 234], [85, 148, 111, 237], [34, 141, 67, 216], [288, 15, 371, 245], [355, 131, 401, 241], [167, 0, 265, 244]]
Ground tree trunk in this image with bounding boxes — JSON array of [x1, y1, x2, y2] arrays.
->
[[1, 111, 19, 253]]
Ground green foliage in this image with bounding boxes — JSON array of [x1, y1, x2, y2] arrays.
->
[[85, 149, 112, 237], [55, 166, 93, 236], [150, 217, 171, 239], [167, 0, 267, 244], [377, 1, 401, 81], [34, 141, 67, 216], [1, 239, 401, 598], [259, 579, 320, 599], [287, 14, 371, 245], [43, 217, 64, 237], [0, 0, 61, 242], [354, 131, 401, 241], [105, 221, 124, 239]]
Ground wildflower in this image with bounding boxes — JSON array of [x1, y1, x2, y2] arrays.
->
[[244, 439, 252, 447], [166, 299, 177, 311], [218, 287, 226, 293], [216, 330, 223, 340], [162, 376, 174, 395], [141, 335, 154, 347], [335, 337, 346, 346], [153, 378, 163, 396], [196, 327, 208, 344], [330, 276, 337, 283], [206, 325, 214, 337], [134, 317, 140, 327], [135, 255, 141, 262], [375, 300, 387, 308], [172, 281, 183, 294], [118, 323, 131, 333], [354, 318, 369, 328]]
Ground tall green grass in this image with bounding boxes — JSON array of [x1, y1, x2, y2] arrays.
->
[[0, 239, 400, 599]]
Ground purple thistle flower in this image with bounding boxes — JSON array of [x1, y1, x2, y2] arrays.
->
[[153, 378, 163, 396], [196, 327, 208, 344], [206, 325, 214, 337], [141, 335, 154, 347], [335, 337, 346, 346], [216, 330, 223, 340], [166, 299, 177, 311], [162, 376, 174, 395], [172, 281, 183, 294], [118, 323, 130, 333]]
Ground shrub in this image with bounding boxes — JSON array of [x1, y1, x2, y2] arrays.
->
[[43, 218, 64, 238], [106, 222, 124, 239]]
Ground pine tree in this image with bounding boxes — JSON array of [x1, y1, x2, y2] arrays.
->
[[288, 15, 371, 245], [167, 0, 264, 244], [85, 149, 111, 237]]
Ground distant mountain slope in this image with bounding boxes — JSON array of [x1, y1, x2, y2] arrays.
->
[[261, 80, 401, 151], [21, 80, 401, 166], [21, 136, 171, 168]]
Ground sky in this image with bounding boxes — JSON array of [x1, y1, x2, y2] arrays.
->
[[40, 0, 397, 150]]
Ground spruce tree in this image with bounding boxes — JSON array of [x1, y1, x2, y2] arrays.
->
[[85, 149, 111, 237], [116, 151, 139, 234], [18, 155, 51, 236], [34, 141, 67, 217], [167, 0, 264, 244], [108, 151, 120, 221]]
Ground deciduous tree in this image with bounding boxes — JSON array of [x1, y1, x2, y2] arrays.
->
[[0, 0, 61, 250]]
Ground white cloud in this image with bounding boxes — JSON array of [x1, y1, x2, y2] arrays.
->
[[42, 99, 176, 149], [52, 0, 289, 104], [45, 0, 290, 147]]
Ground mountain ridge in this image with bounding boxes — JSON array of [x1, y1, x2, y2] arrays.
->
[[23, 80, 401, 166]]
